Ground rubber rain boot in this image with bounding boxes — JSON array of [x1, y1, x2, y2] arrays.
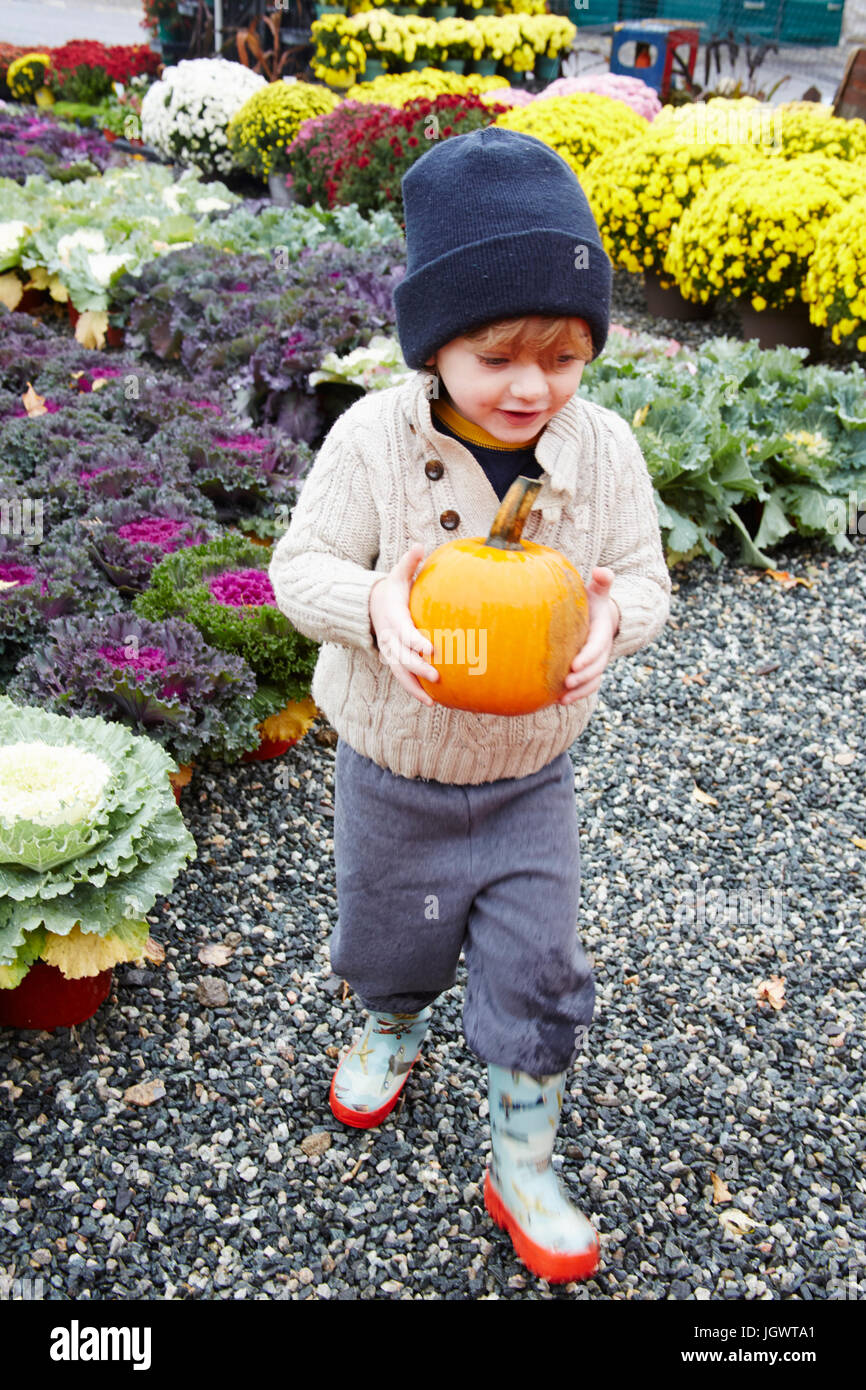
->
[[330, 1007, 433, 1129], [485, 1064, 600, 1284]]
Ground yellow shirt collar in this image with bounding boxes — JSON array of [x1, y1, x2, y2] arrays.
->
[[432, 396, 543, 452]]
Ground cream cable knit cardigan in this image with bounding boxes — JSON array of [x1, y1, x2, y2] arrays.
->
[[269, 371, 671, 785]]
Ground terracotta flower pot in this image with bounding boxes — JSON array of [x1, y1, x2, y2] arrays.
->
[[737, 300, 822, 359], [0, 960, 113, 1030], [644, 271, 715, 322]]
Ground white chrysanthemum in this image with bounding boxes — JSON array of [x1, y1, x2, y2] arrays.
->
[[141, 58, 266, 175], [0, 742, 112, 828]]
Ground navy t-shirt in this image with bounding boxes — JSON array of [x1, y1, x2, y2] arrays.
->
[[431, 395, 544, 503]]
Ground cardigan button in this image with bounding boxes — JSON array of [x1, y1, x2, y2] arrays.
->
[[439, 510, 459, 530], [425, 459, 444, 480]]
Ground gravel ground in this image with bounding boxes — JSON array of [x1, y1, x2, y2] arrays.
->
[[1, 528, 863, 1302]]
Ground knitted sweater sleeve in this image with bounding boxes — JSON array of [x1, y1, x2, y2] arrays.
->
[[268, 416, 382, 654], [601, 417, 672, 662]]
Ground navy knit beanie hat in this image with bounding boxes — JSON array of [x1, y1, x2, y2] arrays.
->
[[393, 126, 612, 369]]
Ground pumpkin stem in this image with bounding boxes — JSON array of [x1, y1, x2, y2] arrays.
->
[[485, 476, 543, 551]]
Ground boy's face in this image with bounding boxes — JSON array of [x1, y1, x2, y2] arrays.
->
[[425, 335, 587, 444]]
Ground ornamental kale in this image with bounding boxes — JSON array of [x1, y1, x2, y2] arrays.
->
[[58, 490, 219, 596], [581, 333, 866, 566], [0, 695, 196, 987], [134, 532, 318, 710], [7, 612, 262, 764], [114, 238, 405, 433], [0, 106, 116, 182], [0, 531, 123, 687], [148, 415, 313, 522], [34, 446, 188, 522]]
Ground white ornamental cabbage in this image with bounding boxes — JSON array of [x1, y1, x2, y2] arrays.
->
[[0, 219, 31, 272], [0, 743, 111, 833], [0, 697, 197, 987], [141, 58, 267, 176]]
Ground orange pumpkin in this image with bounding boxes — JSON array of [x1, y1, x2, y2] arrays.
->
[[408, 476, 590, 715]]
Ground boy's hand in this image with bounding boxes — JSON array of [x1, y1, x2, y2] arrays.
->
[[369, 543, 439, 707], [557, 567, 620, 706]]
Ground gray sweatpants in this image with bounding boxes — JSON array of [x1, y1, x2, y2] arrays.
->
[[330, 737, 595, 1076]]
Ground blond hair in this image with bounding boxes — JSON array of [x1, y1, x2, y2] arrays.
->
[[463, 315, 594, 365]]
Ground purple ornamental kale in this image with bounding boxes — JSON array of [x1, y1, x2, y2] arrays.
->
[[7, 611, 262, 763]]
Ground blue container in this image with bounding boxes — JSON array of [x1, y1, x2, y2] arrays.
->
[[729, 0, 782, 39], [549, 0, 619, 27], [610, 23, 669, 91], [780, 0, 844, 44], [655, 0, 728, 26]]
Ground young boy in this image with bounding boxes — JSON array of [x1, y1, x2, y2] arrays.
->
[[269, 127, 671, 1285]]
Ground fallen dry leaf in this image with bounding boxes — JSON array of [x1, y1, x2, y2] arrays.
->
[[765, 569, 814, 590], [681, 671, 708, 685], [624, 974, 639, 986], [73, 309, 108, 351], [22, 383, 47, 417], [123, 1080, 165, 1107], [143, 937, 165, 965], [692, 784, 719, 807], [852, 838, 866, 851], [740, 573, 763, 585], [198, 942, 233, 967], [0, 272, 23, 312], [719, 1208, 756, 1237], [756, 976, 786, 1011], [710, 1172, 732, 1204]]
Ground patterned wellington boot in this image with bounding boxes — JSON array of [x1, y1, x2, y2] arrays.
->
[[329, 1007, 433, 1129], [484, 1064, 600, 1284]]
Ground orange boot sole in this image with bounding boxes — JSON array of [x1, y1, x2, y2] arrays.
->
[[329, 1057, 419, 1130], [484, 1168, 600, 1285]]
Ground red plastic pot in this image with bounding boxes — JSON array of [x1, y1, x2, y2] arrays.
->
[[242, 736, 298, 762], [0, 960, 113, 1030]]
